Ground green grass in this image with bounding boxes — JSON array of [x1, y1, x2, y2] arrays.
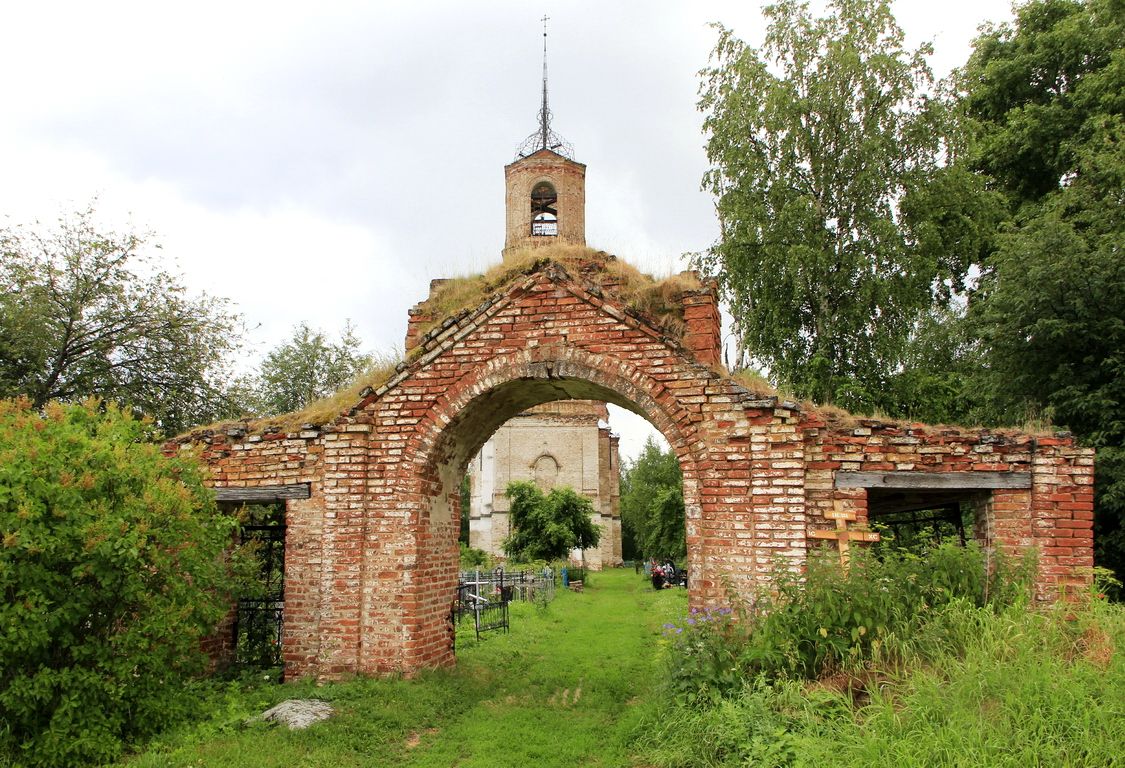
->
[[632, 596, 1125, 768], [118, 569, 686, 767], [117, 569, 1125, 768]]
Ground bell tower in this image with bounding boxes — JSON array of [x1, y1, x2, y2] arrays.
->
[[503, 17, 586, 259]]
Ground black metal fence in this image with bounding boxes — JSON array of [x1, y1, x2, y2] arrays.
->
[[564, 566, 587, 586], [452, 567, 558, 642], [234, 505, 286, 668]]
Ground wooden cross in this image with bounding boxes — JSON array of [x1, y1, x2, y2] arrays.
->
[[810, 503, 880, 570]]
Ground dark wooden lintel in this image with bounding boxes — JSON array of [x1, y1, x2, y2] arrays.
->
[[213, 483, 311, 502], [835, 471, 1031, 490]]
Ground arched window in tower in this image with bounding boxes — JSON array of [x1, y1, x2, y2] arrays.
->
[[530, 181, 558, 236]]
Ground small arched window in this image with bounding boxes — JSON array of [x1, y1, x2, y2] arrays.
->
[[530, 181, 558, 236], [532, 454, 559, 489]]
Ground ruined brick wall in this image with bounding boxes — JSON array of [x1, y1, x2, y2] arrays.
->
[[1031, 439, 1096, 596], [345, 263, 803, 676], [680, 288, 722, 368], [164, 425, 332, 673], [172, 259, 1096, 681], [801, 415, 1095, 600]]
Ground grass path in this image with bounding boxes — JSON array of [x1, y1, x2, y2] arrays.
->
[[123, 569, 686, 768]]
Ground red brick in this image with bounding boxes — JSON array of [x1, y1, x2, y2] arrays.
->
[[165, 256, 1096, 680]]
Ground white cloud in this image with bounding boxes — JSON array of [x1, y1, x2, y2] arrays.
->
[[0, 0, 1014, 448]]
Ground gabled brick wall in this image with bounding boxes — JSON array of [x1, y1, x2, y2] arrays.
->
[[167, 257, 1095, 680]]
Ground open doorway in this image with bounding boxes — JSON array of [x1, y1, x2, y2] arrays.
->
[[867, 488, 990, 550]]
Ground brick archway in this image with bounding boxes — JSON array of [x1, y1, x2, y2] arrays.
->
[[402, 344, 703, 521], [392, 346, 709, 670], [337, 263, 795, 675], [169, 255, 1095, 680]]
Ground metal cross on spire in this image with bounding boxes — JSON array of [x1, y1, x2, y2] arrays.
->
[[515, 15, 574, 160]]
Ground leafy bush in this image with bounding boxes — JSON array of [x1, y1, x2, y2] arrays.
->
[[661, 607, 744, 700], [459, 543, 492, 569], [638, 682, 798, 768], [502, 482, 601, 562], [664, 543, 1034, 700], [0, 399, 243, 767], [642, 592, 1125, 767], [641, 561, 1123, 767]]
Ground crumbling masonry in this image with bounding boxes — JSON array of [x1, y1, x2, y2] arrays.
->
[[167, 126, 1094, 679], [167, 248, 1094, 679]]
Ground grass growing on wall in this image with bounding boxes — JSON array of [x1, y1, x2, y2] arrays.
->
[[410, 245, 705, 344]]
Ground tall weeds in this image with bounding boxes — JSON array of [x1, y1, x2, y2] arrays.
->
[[637, 547, 1124, 767], [663, 543, 1034, 701]]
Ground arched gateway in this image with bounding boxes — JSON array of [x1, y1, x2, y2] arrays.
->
[[168, 53, 1094, 679], [168, 249, 1095, 680]]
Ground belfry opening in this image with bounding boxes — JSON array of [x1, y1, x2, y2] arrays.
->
[[530, 181, 558, 236], [503, 14, 586, 258]]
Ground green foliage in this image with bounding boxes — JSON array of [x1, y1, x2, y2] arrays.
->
[[620, 436, 685, 561], [89, 569, 1125, 768], [253, 321, 373, 415], [639, 577, 1125, 768], [957, 0, 1123, 207], [115, 570, 686, 767], [1096, 447, 1125, 597], [0, 207, 245, 435], [458, 542, 492, 570], [663, 543, 1033, 702], [956, 0, 1125, 586], [637, 684, 798, 768], [502, 481, 601, 562], [0, 398, 244, 767], [696, 0, 994, 410]]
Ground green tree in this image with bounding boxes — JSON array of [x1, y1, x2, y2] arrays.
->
[[0, 208, 245, 435], [957, 0, 1123, 208], [254, 321, 373, 414], [696, 0, 998, 411], [620, 437, 685, 561], [0, 398, 246, 767], [954, 0, 1125, 584], [502, 482, 602, 562]]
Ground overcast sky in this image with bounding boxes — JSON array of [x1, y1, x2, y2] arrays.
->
[[0, 0, 1014, 459]]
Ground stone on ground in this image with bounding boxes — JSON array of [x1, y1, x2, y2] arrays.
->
[[258, 699, 334, 729]]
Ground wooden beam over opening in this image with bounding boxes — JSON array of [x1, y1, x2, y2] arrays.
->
[[213, 483, 311, 502], [835, 471, 1030, 491]]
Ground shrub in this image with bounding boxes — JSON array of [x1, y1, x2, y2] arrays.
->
[[642, 590, 1125, 767], [0, 399, 242, 767], [502, 482, 601, 562], [661, 607, 745, 702], [459, 543, 492, 569], [641, 554, 1123, 767], [664, 542, 1034, 699]]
